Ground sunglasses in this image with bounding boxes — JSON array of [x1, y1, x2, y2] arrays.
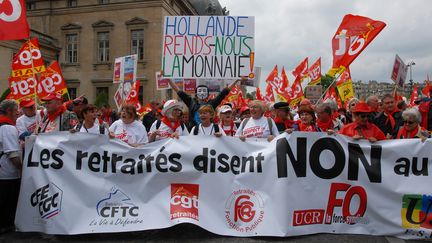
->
[[404, 120, 415, 125]]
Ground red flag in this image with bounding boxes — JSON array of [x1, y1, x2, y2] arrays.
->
[[422, 75, 430, 96], [255, 87, 264, 101], [125, 80, 140, 104], [292, 57, 309, 79], [324, 85, 343, 109], [0, 0, 30, 40], [392, 89, 403, 102], [288, 76, 304, 107], [264, 66, 278, 102], [410, 84, 418, 107], [11, 38, 46, 77], [331, 14, 386, 71], [38, 61, 68, 98], [308, 57, 321, 85], [280, 67, 290, 91], [223, 85, 243, 108], [8, 75, 37, 101]]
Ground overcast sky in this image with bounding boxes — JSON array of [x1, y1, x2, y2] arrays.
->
[[218, 0, 432, 85]]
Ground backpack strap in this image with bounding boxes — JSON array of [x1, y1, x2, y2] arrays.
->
[[99, 124, 105, 134], [267, 117, 273, 136], [0, 122, 7, 159], [180, 123, 185, 131], [76, 122, 83, 131], [156, 120, 161, 129], [213, 123, 219, 133], [240, 118, 250, 133], [193, 125, 199, 135]]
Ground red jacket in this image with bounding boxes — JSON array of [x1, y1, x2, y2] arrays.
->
[[339, 121, 386, 141], [418, 100, 431, 129]]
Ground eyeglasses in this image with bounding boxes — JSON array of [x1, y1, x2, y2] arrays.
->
[[404, 120, 415, 125]]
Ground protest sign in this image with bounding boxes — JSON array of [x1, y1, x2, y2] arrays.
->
[[162, 16, 255, 79], [113, 55, 137, 83]]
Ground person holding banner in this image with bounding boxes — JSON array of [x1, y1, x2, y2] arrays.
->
[[190, 105, 225, 137], [396, 108, 430, 141], [148, 100, 189, 142], [338, 102, 386, 142], [167, 77, 242, 127], [235, 100, 279, 141], [0, 100, 22, 234], [16, 98, 41, 142], [70, 104, 109, 136], [273, 102, 295, 132], [315, 103, 343, 132], [38, 92, 79, 133], [218, 105, 237, 136], [289, 101, 321, 132], [109, 104, 148, 147]]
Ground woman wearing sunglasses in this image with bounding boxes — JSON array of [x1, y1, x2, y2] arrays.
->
[[396, 108, 430, 141], [338, 102, 386, 142]]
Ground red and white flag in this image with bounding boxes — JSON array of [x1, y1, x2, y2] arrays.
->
[[38, 61, 68, 98], [308, 57, 321, 85], [0, 0, 30, 40], [288, 76, 304, 107], [329, 14, 386, 76], [422, 75, 430, 96], [264, 65, 279, 102], [292, 57, 309, 80], [11, 38, 46, 77]]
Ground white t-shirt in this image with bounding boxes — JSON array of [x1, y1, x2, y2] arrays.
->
[[109, 120, 148, 145], [75, 122, 109, 136], [235, 116, 280, 138], [148, 120, 189, 141], [16, 111, 41, 135], [190, 124, 226, 136], [0, 124, 21, 179]]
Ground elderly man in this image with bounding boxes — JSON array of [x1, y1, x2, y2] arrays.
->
[[339, 102, 386, 142], [366, 95, 379, 121], [0, 100, 22, 233], [373, 94, 403, 138], [235, 100, 279, 142], [39, 92, 79, 133], [315, 103, 343, 132], [273, 102, 295, 132], [16, 98, 40, 141]]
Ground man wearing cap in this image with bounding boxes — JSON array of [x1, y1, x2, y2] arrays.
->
[[167, 77, 243, 127], [339, 102, 386, 142], [16, 98, 41, 141], [148, 99, 189, 142], [273, 102, 295, 132], [0, 100, 22, 233], [39, 92, 79, 133]]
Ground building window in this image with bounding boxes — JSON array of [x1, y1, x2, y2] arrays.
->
[[131, 29, 144, 60], [99, 0, 109, 3], [27, 1, 36, 10], [96, 87, 109, 96], [97, 32, 110, 62], [65, 34, 78, 63], [68, 0, 77, 7], [68, 88, 77, 99]]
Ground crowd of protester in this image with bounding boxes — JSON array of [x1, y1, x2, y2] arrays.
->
[[1, 80, 432, 234]]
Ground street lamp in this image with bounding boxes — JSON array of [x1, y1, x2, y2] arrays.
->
[[407, 61, 415, 83]]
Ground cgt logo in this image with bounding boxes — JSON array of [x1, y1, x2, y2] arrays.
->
[[30, 183, 63, 219], [225, 189, 264, 233], [401, 194, 432, 229], [96, 187, 139, 218], [170, 184, 199, 221]]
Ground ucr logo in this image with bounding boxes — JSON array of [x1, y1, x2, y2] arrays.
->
[[0, 0, 22, 22]]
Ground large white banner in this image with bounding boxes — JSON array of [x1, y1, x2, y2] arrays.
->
[[16, 133, 432, 239], [161, 16, 255, 79]]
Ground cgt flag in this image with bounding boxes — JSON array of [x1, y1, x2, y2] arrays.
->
[[336, 68, 354, 102], [292, 57, 309, 80], [308, 57, 321, 86], [11, 38, 46, 77], [329, 14, 386, 76], [0, 0, 30, 40]]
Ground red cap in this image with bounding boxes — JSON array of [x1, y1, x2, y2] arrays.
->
[[352, 102, 372, 113], [239, 106, 250, 114], [19, 98, 35, 108], [41, 92, 63, 102]]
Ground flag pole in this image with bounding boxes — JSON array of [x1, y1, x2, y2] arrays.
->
[[316, 71, 343, 104], [27, 38, 40, 135]]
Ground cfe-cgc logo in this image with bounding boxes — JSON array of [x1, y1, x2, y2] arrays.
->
[[225, 189, 264, 233], [90, 187, 142, 227], [401, 194, 432, 239], [170, 184, 199, 221], [292, 182, 369, 227], [30, 183, 63, 220]]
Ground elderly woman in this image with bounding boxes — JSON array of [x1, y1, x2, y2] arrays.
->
[[109, 104, 148, 147], [71, 104, 108, 135], [235, 100, 279, 142], [290, 102, 320, 132], [190, 105, 225, 137], [148, 99, 189, 142], [346, 98, 360, 124], [396, 108, 430, 140], [338, 102, 386, 142]]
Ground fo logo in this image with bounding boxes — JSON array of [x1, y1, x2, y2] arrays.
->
[[225, 189, 264, 233], [170, 184, 199, 221], [401, 194, 432, 229], [30, 183, 63, 219], [96, 187, 139, 218]]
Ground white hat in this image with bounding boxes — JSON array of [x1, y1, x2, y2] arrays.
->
[[161, 99, 182, 116], [219, 105, 232, 114]]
